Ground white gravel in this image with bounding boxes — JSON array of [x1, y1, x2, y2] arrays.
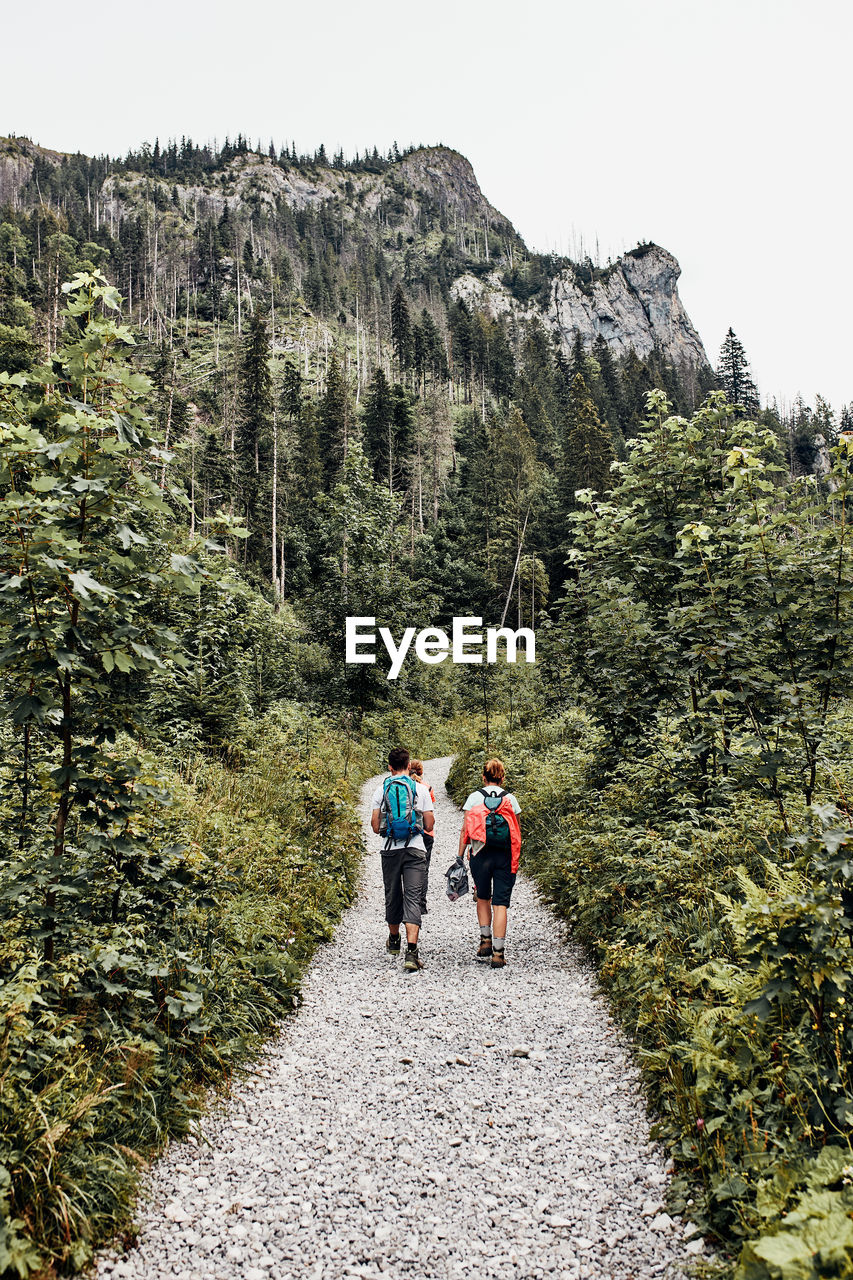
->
[[97, 757, 692, 1280]]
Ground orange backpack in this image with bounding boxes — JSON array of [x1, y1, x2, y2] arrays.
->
[[463, 788, 521, 873]]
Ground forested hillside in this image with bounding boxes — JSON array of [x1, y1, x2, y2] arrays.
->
[[1, 132, 848, 674], [1, 132, 852, 1280]]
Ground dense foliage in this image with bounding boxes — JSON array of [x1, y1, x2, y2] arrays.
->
[[0, 276, 459, 1275], [450, 393, 853, 1279]]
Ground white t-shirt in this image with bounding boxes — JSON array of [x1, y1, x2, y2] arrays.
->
[[371, 775, 434, 852], [462, 784, 521, 814]]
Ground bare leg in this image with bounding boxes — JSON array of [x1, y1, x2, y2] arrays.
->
[[493, 905, 508, 938], [406, 923, 420, 945], [477, 897, 492, 929]]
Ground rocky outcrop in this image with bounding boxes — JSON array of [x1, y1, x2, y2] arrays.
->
[[99, 156, 345, 227], [452, 244, 707, 369], [397, 147, 518, 240], [0, 137, 66, 208], [0, 136, 709, 370]]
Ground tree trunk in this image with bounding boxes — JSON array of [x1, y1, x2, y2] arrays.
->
[[417, 441, 424, 534], [46, 673, 73, 962], [160, 354, 177, 487], [271, 410, 278, 591]]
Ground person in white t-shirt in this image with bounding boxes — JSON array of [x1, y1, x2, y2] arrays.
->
[[371, 746, 434, 972]]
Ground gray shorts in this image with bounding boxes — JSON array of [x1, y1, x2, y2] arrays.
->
[[381, 845, 427, 927]]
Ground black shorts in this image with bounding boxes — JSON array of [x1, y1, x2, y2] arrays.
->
[[469, 847, 516, 907]]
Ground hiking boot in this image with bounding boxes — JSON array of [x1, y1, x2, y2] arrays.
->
[[490, 950, 506, 969], [386, 932, 401, 955], [403, 947, 423, 972], [476, 938, 493, 962]]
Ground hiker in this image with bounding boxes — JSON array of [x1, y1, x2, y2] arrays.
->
[[408, 759, 435, 915], [458, 758, 521, 968], [371, 747, 434, 972]]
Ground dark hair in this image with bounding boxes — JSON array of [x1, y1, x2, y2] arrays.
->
[[483, 757, 506, 784], [388, 746, 411, 771]]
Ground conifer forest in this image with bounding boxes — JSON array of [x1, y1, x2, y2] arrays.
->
[[1, 132, 852, 1279]]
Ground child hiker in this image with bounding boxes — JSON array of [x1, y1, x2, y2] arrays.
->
[[408, 760, 435, 916]]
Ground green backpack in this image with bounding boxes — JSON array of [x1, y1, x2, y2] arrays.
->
[[479, 787, 512, 853]]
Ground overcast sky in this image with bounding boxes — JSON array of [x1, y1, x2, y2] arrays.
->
[[2, 0, 849, 409]]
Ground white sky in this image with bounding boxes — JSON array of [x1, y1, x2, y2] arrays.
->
[[2, 0, 850, 410]]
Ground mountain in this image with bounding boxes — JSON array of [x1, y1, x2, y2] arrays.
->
[[452, 241, 706, 367], [0, 135, 709, 377]]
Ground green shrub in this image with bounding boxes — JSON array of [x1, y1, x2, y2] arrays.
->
[[0, 706, 369, 1276], [450, 711, 853, 1276]]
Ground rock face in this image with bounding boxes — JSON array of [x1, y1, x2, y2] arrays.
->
[[0, 136, 709, 370], [0, 137, 66, 208], [398, 146, 517, 237], [88, 145, 519, 252], [98, 156, 343, 226], [452, 244, 707, 368]]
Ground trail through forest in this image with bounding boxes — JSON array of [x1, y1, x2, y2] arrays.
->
[[98, 758, 692, 1280]]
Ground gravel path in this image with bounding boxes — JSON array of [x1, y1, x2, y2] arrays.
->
[[98, 757, 696, 1280]]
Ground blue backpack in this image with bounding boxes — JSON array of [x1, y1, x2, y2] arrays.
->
[[381, 775, 421, 848]]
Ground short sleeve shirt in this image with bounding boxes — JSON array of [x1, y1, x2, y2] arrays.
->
[[371, 776, 434, 852], [463, 784, 521, 815]]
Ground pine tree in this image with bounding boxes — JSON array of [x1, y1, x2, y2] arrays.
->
[[390, 385, 414, 495], [620, 348, 655, 436], [517, 320, 559, 464], [569, 331, 587, 380], [490, 323, 516, 399], [391, 284, 412, 376], [362, 368, 395, 484], [448, 300, 473, 396], [560, 373, 613, 507], [281, 361, 304, 423], [294, 402, 321, 504], [592, 334, 623, 437], [317, 352, 351, 486], [490, 406, 543, 607], [361, 368, 413, 494], [281, 361, 321, 507], [418, 308, 447, 384], [716, 327, 760, 418], [237, 315, 273, 552]]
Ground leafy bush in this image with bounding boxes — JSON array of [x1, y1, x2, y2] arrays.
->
[[0, 705, 370, 1276], [449, 713, 853, 1277]]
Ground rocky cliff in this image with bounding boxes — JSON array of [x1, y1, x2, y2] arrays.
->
[[452, 242, 706, 366], [0, 136, 66, 207], [0, 136, 709, 371]]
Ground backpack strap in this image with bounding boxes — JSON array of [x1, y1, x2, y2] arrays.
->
[[477, 786, 507, 802]]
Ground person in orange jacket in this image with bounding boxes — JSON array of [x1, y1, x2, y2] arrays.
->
[[457, 758, 521, 968]]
